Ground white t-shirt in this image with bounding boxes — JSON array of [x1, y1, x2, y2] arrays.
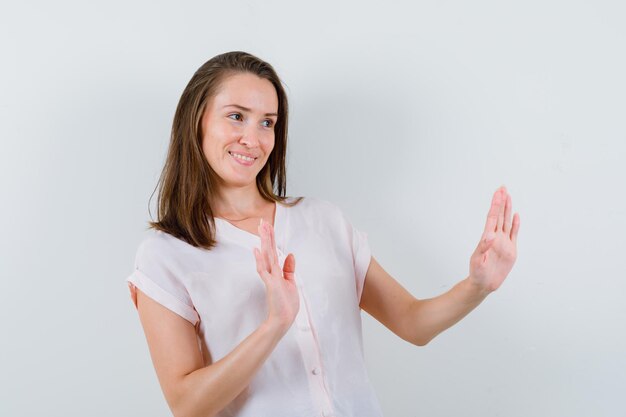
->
[[126, 197, 384, 417]]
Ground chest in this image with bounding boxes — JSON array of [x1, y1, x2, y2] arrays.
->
[[218, 204, 275, 237], [189, 229, 357, 319], [223, 218, 267, 237]]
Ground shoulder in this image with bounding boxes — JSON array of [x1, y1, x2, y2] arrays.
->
[[134, 229, 199, 266], [288, 196, 351, 233], [291, 196, 345, 218], [137, 229, 179, 255]]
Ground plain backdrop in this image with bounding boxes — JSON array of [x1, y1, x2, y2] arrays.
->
[[1, 1, 625, 416]]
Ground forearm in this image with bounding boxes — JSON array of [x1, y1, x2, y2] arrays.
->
[[173, 319, 287, 417], [409, 277, 490, 346]]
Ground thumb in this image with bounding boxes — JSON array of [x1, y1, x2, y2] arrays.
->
[[477, 232, 496, 255], [283, 253, 296, 281]]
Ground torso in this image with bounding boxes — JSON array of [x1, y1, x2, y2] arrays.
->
[[127, 197, 384, 416]]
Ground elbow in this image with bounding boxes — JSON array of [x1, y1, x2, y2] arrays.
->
[[407, 300, 433, 347], [171, 397, 219, 417], [411, 330, 437, 347], [172, 404, 216, 417], [413, 336, 431, 347], [169, 384, 217, 417], [405, 330, 431, 346], [175, 412, 215, 417], [407, 308, 433, 346], [169, 388, 194, 417], [170, 399, 192, 417]]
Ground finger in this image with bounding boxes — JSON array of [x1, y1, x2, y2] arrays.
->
[[496, 186, 506, 231], [484, 189, 500, 234], [264, 221, 279, 273], [283, 253, 296, 282], [259, 220, 272, 273], [267, 221, 279, 269], [254, 247, 268, 283], [510, 213, 520, 243], [503, 192, 512, 233], [477, 231, 496, 255]]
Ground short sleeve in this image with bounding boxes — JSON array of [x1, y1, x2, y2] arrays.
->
[[333, 203, 372, 302], [351, 223, 372, 301], [126, 235, 200, 326]]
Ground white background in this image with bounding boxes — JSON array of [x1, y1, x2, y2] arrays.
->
[[1, 1, 625, 416]]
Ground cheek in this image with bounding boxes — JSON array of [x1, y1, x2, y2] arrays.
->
[[213, 123, 236, 141], [261, 132, 276, 153], [203, 125, 235, 154]]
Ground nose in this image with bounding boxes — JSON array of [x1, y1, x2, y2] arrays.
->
[[239, 124, 260, 148]]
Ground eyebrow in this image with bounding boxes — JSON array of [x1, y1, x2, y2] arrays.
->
[[223, 104, 278, 117]]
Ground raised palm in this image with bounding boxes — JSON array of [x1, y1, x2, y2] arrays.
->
[[469, 186, 521, 293], [253, 219, 300, 329]]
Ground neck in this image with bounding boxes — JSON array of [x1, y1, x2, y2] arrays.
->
[[211, 182, 269, 219]]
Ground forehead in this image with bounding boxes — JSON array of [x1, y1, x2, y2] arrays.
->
[[211, 72, 278, 113]]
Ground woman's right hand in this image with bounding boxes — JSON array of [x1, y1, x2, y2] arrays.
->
[[253, 218, 300, 334]]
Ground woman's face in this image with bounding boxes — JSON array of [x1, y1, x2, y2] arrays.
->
[[201, 72, 278, 191]]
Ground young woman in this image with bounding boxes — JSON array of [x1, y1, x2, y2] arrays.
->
[[126, 51, 520, 417]]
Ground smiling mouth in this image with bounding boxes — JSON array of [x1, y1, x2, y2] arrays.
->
[[228, 151, 257, 163]]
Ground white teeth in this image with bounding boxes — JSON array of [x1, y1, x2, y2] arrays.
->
[[229, 152, 255, 162]]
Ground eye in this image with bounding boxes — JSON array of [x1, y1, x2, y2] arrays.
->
[[262, 119, 275, 128], [228, 113, 242, 121]]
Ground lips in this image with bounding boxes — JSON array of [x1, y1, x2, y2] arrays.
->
[[228, 151, 257, 166], [228, 151, 258, 159]]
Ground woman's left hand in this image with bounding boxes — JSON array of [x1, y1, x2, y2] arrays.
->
[[469, 186, 521, 294]]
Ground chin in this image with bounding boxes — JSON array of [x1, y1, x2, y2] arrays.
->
[[227, 175, 259, 188]]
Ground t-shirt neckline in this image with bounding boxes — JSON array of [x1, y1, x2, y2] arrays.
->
[[214, 201, 286, 249]]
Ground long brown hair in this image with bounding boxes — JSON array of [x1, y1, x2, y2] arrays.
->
[[148, 51, 302, 250]]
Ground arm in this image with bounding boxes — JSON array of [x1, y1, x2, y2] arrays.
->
[[359, 186, 520, 346], [134, 219, 299, 417], [136, 289, 287, 417], [360, 259, 489, 346]]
